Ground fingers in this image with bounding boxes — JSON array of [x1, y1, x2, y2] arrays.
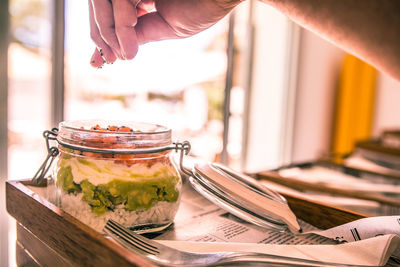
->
[[89, 0, 117, 66], [91, 0, 123, 59], [89, 0, 161, 67], [90, 48, 106, 68], [135, 12, 179, 45], [112, 0, 139, 59]]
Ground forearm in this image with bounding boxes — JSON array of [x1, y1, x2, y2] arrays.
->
[[261, 0, 400, 80]]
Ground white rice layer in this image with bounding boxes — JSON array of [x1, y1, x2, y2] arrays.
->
[[61, 192, 179, 232]]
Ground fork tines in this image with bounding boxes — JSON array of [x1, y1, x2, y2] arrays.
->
[[105, 219, 160, 256]]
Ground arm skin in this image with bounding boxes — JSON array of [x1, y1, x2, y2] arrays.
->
[[262, 0, 400, 80], [89, 0, 400, 80]]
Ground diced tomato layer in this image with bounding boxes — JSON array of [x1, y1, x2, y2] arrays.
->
[[63, 125, 167, 166]]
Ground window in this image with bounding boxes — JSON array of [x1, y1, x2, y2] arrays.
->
[[3, 1, 297, 266], [7, 1, 52, 266], [8, 0, 52, 179]]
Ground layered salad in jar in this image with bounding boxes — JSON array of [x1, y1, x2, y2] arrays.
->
[[55, 121, 182, 233]]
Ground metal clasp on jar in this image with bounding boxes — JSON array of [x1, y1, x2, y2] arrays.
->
[[31, 128, 59, 185]]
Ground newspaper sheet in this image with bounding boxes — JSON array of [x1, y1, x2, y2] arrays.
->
[[155, 181, 335, 245]]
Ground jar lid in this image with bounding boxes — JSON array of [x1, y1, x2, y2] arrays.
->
[[57, 120, 172, 154], [188, 162, 301, 233]]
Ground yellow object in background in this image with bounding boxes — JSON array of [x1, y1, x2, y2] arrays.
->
[[331, 54, 377, 163]]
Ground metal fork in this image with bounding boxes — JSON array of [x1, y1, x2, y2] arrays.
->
[[103, 219, 367, 267]]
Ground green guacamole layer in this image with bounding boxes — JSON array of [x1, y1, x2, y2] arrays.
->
[[57, 166, 180, 215]]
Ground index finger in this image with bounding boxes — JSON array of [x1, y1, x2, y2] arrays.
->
[[89, 0, 117, 64], [112, 0, 140, 60], [91, 0, 122, 57]]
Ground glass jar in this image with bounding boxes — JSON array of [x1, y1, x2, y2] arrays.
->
[[52, 120, 183, 233]]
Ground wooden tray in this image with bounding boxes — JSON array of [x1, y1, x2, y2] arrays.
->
[[6, 179, 365, 266], [6, 180, 155, 267]]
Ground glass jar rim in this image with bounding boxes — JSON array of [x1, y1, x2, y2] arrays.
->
[[57, 120, 172, 153], [59, 119, 171, 134]]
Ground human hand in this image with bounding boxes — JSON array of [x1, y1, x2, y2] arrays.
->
[[89, 0, 242, 68]]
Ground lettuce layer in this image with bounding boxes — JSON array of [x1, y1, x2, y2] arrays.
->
[[57, 166, 180, 215]]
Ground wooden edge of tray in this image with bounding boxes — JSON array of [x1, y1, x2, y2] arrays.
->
[[6, 180, 156, 267], [282, 194, 365, 230], [16, 222, 72, 267], [271, 159, 400, 181], [256, 169, 400, 206], [356, 140, 400, 157], [318, 159, 400, 181], [383, 130, 400, 136]]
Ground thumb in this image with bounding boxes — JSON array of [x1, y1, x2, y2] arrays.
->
[[135, 12, 179, 45]]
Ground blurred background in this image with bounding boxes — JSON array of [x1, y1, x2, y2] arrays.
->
[[1, 0, 400, 266]]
